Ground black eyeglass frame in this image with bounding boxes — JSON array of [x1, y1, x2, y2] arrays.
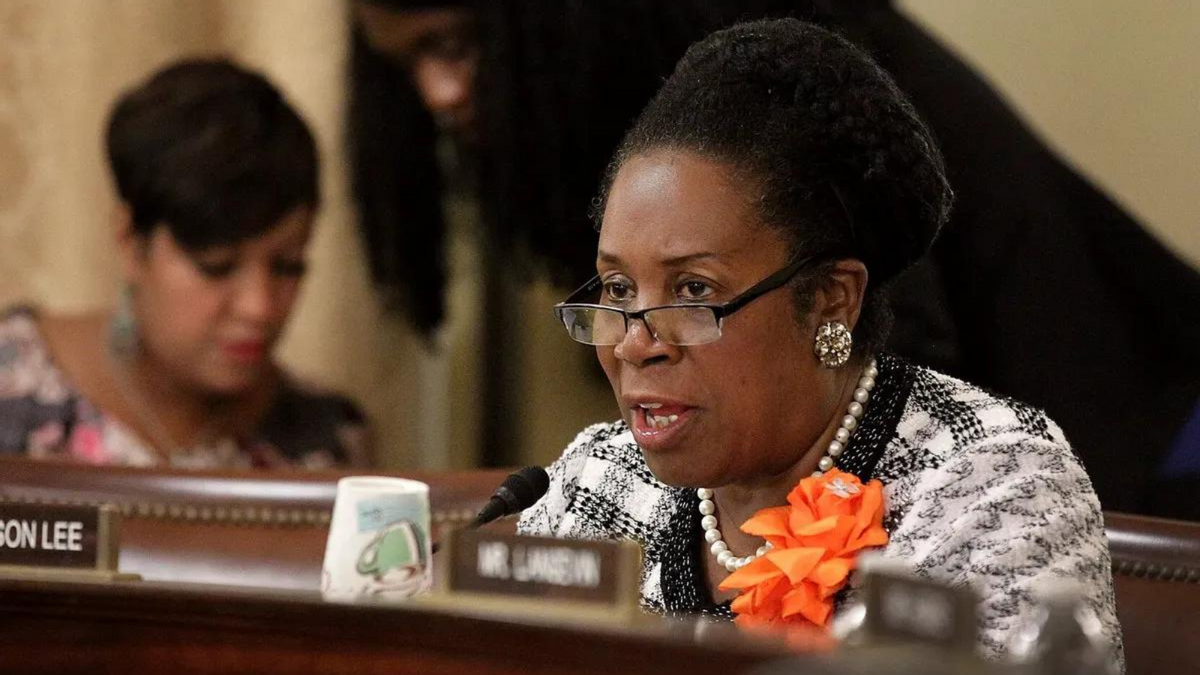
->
[[552, 253, 823, 346]]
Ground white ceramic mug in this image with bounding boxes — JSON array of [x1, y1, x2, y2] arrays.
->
[[321, 476, 432, 599]]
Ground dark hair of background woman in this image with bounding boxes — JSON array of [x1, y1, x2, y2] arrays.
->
[[600, 17, 953, 357], [106, 59, 319, 250]]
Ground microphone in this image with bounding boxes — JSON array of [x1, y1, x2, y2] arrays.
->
[[472, 466, 550, 528]]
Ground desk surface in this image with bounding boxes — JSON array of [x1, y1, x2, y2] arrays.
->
[[0, 577, 796, 675]]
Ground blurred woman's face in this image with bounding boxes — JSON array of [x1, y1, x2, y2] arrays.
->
[[355, 2, 479, 142], [597, 150, 843, 489], [124, 208, 313, 396]]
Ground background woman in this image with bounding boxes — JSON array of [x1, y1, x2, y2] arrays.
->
[[520, 19, 1122, 663], [0, 60, 369, 469]]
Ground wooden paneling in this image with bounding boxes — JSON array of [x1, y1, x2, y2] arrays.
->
[[0, 578, 790, 675]]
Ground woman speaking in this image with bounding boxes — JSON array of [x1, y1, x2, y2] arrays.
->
[[520, 18, 1122, 664]]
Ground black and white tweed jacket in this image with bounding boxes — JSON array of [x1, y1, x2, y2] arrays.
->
[[518, 354, 1124, 665]]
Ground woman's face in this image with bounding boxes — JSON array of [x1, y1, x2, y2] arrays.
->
[[122, 208, 313, 396], [355, 2, 479, 142], [597, 150, 843, 489]]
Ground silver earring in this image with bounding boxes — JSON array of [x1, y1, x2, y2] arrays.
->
[[814, 320, 852, 368], [108, 285, 140, 361]]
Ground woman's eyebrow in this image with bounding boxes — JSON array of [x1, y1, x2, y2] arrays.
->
[[596, 250, 720, 267]]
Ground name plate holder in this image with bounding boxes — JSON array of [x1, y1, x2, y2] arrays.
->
[[859, 564, 978, 652], [827, 556, 981, 673], [0, 502, 139, 583], [421, 529, 644, 625]]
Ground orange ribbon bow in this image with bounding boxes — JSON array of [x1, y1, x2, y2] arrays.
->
[[718, 468, 888, 628]]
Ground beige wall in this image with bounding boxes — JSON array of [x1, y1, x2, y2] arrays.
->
[[0, 0, 219, 312], [900, 0, 1200, 266]]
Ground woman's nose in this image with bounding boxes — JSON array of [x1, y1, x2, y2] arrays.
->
[[231, 267, 277, 324], [613, 318, 676, 367], [413, 57, 471, 118]]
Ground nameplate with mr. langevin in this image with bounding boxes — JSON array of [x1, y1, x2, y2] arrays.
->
[[0, 502, 136, 582], [434, 529, 643, 623]]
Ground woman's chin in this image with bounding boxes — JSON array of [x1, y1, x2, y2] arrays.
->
[[640, 452, 717, 490], [632, 415, 722, 487], [194, 368, 262, 398]]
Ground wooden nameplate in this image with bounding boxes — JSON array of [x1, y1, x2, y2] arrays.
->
[[420, 528, 645, 626]]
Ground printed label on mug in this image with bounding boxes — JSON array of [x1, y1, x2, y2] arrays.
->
[[354, 496, 429, 595], [356, 496, 427, 533]]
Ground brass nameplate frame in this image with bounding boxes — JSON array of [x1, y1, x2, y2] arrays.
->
[[424, 529, 643, 625], [0, 503, 138, 582]]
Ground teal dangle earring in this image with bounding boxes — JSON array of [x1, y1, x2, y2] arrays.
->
[[108, 285, 140, 361]]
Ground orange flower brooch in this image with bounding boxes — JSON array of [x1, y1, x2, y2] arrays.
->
[[716, 468, 888, 628]]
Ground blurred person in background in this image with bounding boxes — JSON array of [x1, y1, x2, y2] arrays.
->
[[349, 0, 1198, 519], [0, 59, 370, 469]]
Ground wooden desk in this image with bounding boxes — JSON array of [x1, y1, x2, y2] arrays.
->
[[0, 578, 793, 675]]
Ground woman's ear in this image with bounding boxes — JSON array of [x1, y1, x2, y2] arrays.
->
[[814, 259, 868, 331]]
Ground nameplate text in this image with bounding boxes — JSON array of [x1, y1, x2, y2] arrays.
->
[[0, 503, 116, 570], [446, 530, 639, 608]]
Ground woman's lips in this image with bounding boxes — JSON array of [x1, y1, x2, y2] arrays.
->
[[222, 340, 266, 363], [631, 403, 696, 452]]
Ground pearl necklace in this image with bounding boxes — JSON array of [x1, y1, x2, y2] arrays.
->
[[698, 358, 878, 573]]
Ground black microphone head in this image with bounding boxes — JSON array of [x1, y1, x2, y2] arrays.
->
[[502, 466, 550, 511], [473, 466, 551, 527]]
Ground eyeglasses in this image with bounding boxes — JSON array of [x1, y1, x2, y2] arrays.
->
[[553, 254, 820, 346]]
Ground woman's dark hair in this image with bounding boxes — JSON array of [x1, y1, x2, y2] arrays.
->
[[600, 17, 953, 356], [105, 59, 319, 251], [349, 25, 446, 331]]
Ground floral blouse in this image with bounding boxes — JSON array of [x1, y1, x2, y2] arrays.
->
[[0, 306, 368, 469]]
